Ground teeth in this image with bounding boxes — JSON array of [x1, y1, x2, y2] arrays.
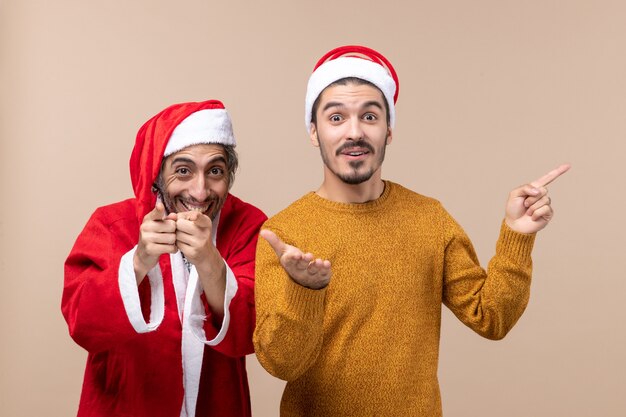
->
[[182, 201, 210, 212], [349, 152, 364, 156]]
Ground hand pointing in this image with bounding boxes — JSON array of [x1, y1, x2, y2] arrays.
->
[[134, 202, 178, 283], [505, 163, 571, 234]]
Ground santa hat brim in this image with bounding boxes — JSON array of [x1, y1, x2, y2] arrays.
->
[[164, 108, 235, 157], [304, 57, 397, 133]]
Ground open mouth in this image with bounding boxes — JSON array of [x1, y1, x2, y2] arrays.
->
[[340, 148, 370, 158], [180, 200, 212, 214], [337, 140, 374, 158]]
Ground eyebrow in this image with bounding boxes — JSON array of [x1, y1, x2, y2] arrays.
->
[[169, 157, 194, 166], [321, 100, 384, 113], [169, 155, 228, 167], [207, 156, 228, 166]]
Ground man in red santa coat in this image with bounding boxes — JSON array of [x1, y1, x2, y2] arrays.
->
[[62, 99, 267, 417]]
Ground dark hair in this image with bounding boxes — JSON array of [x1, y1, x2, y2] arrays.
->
[[154, 143, 239, 193], [310, 77, 391, 127], [222, 144, 238, 189]]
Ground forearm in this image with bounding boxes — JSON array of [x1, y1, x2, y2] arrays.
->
[[193, 257, 257, 357], [254, 237, 327, 380], [197, 250, 227, 318], [63, 212, 160, 351], [481, 222, 535, 338], [63, 253, 155, 351], [444, 220, 535, 340], [133, 250, 154, 285]]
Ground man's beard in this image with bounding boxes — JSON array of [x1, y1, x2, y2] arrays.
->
[[319, 138, 386, 185]]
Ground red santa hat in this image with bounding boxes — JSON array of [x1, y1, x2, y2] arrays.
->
[[304, 45, 399, 133], [130, 99, 235, 223]]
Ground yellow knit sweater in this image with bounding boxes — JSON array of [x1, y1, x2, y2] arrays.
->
[[254, 181, 535, 417]]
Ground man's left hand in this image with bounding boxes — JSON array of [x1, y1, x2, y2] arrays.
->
[[505, 163, 571, 234], [176, 211, 226, 317], [175, 211, 223, 275]]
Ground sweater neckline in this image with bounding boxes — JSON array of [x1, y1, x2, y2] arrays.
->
[[304, 180, 394, 213]]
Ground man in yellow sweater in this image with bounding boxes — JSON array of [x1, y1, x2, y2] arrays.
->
[[253, 45, 569, 416]]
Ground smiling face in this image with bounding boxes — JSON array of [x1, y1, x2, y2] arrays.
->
[[157, 143, 229, 219], [310, 81, 392, 186]]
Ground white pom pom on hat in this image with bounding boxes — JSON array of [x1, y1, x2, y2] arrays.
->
[[304, 45, 400, 133], [164, 101, 235, 157]]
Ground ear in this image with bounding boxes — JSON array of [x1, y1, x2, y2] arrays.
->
[[385, 127, 393, 145], [310, 124, 320, 147]]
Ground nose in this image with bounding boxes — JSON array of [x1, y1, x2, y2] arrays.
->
[[346, 117, 364, 141], [188, 175, 209, 201]]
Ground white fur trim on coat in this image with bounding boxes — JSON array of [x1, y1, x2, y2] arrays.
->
[[118, 247, 165, 333]]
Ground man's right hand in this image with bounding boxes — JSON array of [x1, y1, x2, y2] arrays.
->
[[134, 202, 178, 284], [260, 229, 331, 290]]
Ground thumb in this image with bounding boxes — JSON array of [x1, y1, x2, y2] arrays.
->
[[509, 184, 540, 199], [146, 202, 167, 221], [260, 229, 286, 258]]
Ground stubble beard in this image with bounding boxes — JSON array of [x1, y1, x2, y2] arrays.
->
[[318, 138, 387, 185]]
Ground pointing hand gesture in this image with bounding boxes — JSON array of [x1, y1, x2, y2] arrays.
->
[[505, 164, 570, 234], [175, 210, 218, 273], [134, 202, 178, 283], [260, 229, 331, 290]]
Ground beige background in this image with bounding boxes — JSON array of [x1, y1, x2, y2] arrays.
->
[[1, 1, 625, 416]]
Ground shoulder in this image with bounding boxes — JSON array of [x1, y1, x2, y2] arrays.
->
[[384, 181, 463, 234], [222, 193, 267, 223], [224, 193, 266, 217], [263, 193, 314, 230], [89, 198, 138, 228], [69, 199, 139, 255], [387, 181, 444, 211], [218, 193, 268, 232]]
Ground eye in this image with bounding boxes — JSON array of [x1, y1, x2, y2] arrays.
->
[[208, 166, 225, 177], [330, 114, 343, 123], [363, 113, 377, 121], [175, 167, 191, 176]]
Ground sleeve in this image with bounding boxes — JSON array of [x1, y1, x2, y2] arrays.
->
[[194, 205, 267, 358], [442, 211, 536, 340], [62, 209, 156, 353], [118, 246, 165, 333], [186, 262, 238, 347], [253, 226, 327, 381]]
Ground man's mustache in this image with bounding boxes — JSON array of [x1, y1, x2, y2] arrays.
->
[[335, 140, 375, 156]]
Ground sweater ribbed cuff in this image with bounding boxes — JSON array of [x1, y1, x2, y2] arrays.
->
[[283, 278, 327, 320], [497, 221, 536, 263]]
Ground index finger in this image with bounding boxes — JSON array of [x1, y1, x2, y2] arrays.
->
[[193, 213, 212, 228], [145, 202, 167, 221], [179, 211, 211, 227], [530, 163, 571, 188], [260, 229, 286, 258]]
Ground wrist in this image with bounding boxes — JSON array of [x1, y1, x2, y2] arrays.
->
[[133, 251, 154, 283], [291, 275, 329, 290], [195, 249, 226, 282]]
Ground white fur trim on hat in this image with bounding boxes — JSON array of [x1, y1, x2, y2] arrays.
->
[[164, 108, 235, 157], [304, 57, 397, 133]]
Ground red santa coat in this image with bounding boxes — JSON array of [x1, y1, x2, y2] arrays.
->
[[62, 101, 267, 417]]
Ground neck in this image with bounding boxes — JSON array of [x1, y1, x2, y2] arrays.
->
[[316, 171, 385, 204]]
